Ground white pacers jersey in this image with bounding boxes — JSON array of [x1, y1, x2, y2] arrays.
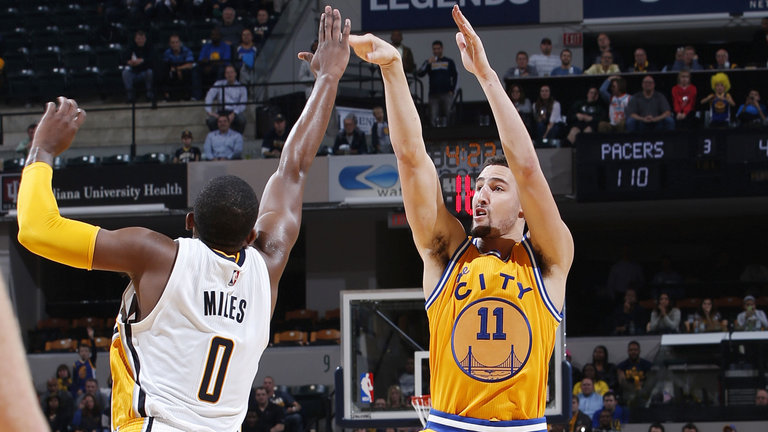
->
[[110, 237, 271, 432]]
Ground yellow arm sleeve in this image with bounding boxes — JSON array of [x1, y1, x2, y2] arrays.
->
[[16, 162, 99, 270]]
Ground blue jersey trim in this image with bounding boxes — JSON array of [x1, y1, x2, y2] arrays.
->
[[426, 237, 472, 311], [430, 409, 546, 426], [521, 236, 563, 322]]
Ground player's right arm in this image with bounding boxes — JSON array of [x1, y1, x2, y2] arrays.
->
[[349, 35, 465, 299], [17, 98, 177, 318]]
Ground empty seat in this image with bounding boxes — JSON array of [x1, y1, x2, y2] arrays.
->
[[273, 330, 307, 346], [67, 155, 99, 167], [72, 317, 105, 329], [310, 329, 340, 345], [45, 338, 77, 352]]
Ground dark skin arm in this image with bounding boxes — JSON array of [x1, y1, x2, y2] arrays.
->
[[252, 6, 350, 314]]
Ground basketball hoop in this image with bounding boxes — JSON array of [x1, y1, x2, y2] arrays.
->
[[410, 395, 431, 427]]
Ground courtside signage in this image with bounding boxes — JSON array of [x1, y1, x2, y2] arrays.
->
[[361, 0, 539, 31], [1, 164, 187, 210]]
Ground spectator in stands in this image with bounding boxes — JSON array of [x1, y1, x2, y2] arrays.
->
[[709, 48, 738, 70], [75, 378, 107, 415], [569, 395, 593, 432], [173, 130, 201, 163], [44, 394, 70, 432], [736, 295, 768, 331], [592, 392, 627, 429], [237, 29, 259, 92], [199, 27, 232, 88], [592, 345, 618, 391], [598, 76, 630, 133], [417, 40, 458, 127], [577, 378, 603, 418], [628, 48, 656, 73], [205, 64, 247, 133], [605, 245, 644, 301], [588, 33, 623, 71], [670, 46, 703, 71], [532, 84, 565, 143], [682, 423, 699, 432], [249, 386, 285, 432], [373, 397, 387, 409], [700, 72, 735, 128], [593, 409, 619, 432], [386, 384, 404, 408], [670, 70, 697, 129], [71, 332, 96, 399], [574, 364, 609, 397], [752, 17, 768, 67], [612, 288, 646, 336], [15, 123, 36, 157], [687, 298, 727, 333], [528, 37, 560, 77], [160, 34, 202, 102], [220, 7, 245, 45], [56, 364, 72, 393], [508, 84, 534, 134], [626, 75, 674, 132], [756, 388, 768, 405], [371, 106, 392, 154], [504, 51, 537, 79], [253, 8, 274, 47], [566, 87, 605, 146], [649, 423, 665, 432], [264, 376, 302, 432], [741, 260, 768, 282], [647, 292, 681, 334], [203, 114, 243, 160], [617, 341, 653, 398], [584, 51, 620, 75], [262, 114, 290, 158], [334, 114, 368, 154], [551, 49, 582, 76], [650, 256, 684, 286], [242, 409, 259, 432], [390, 30, 416, 74], [70, 393, 101, 432], [122, 30, 156, 105], [398, 357, 415, 398], [298, 39, 318, 99], [43, 377, 75, 420], [736, 89, 768, 128]]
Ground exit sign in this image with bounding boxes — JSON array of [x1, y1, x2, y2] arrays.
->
[[563, 32, 582, 47]]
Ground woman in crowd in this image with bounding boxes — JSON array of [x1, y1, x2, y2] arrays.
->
[[686, 297, 727, 333], [573, 363, 609, 396], [44, 394, 71, 432], [647, 292, 681, 334], [591, 345, 618, 391], [70, 394, 102, 432], [508, 83, 533, 133], [56, 364, 72, 393], [532, 84, 564, 143]]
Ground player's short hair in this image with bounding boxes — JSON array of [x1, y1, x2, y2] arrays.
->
[[480, 155, 508, 172], [193, 176, 259, 249]]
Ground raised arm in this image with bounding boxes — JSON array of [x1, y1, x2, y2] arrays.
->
[[349, 34, 466, 299], [254, 6, 350, 311], [452, 6, 573, 310]]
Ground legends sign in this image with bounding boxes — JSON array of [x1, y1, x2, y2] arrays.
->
[[2, 164, 187, 211]]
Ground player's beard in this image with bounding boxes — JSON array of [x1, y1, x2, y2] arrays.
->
[[470, 223, 491, 238]]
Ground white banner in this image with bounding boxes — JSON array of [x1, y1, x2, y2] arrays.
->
[[328, 154, 402, 204]]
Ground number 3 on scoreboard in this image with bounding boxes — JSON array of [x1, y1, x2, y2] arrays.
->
[[198, 336, 235, 403]]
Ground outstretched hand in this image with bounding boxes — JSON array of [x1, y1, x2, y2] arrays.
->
[[452, 5, 492, 78], [349, 33, 401, 68], [29, 97, 86, 162], [297, 6, 350, 81]]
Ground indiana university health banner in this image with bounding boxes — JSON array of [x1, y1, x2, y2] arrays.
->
[[584, 0, 768, 20], [361, 0, 540, 31]]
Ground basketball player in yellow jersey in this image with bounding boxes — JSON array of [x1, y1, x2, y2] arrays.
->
[[350, 6, 573, 432], [16, 7, 350, 431]]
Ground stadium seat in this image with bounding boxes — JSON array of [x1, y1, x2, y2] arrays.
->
[[135, 153, 169, 164], [285, 308, 318, 332], [3, 157, 25, 173], [45, 338, 77, 353], [37, 317, 70, 331], [273, 330, 307, 346], [310, 329, 340, 345], [72, 317, 105, 329], [102, 154, 131, 165], [66, 155, 99, 167]]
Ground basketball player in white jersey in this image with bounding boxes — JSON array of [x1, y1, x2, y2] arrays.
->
[[16, 6, 351, 431]]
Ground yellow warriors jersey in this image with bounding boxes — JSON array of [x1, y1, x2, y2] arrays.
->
[[110, 237, 272, 432], [424, 236, 562, 432]]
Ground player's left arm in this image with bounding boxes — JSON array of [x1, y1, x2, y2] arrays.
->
[[452, 6, 573, 311], [254, 7, 350, 314]]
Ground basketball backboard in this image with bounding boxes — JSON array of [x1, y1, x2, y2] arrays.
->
[[336, 288, 570, 428]]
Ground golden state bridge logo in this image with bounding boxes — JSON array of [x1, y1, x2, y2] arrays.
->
[[451, 297, 532, 382]]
